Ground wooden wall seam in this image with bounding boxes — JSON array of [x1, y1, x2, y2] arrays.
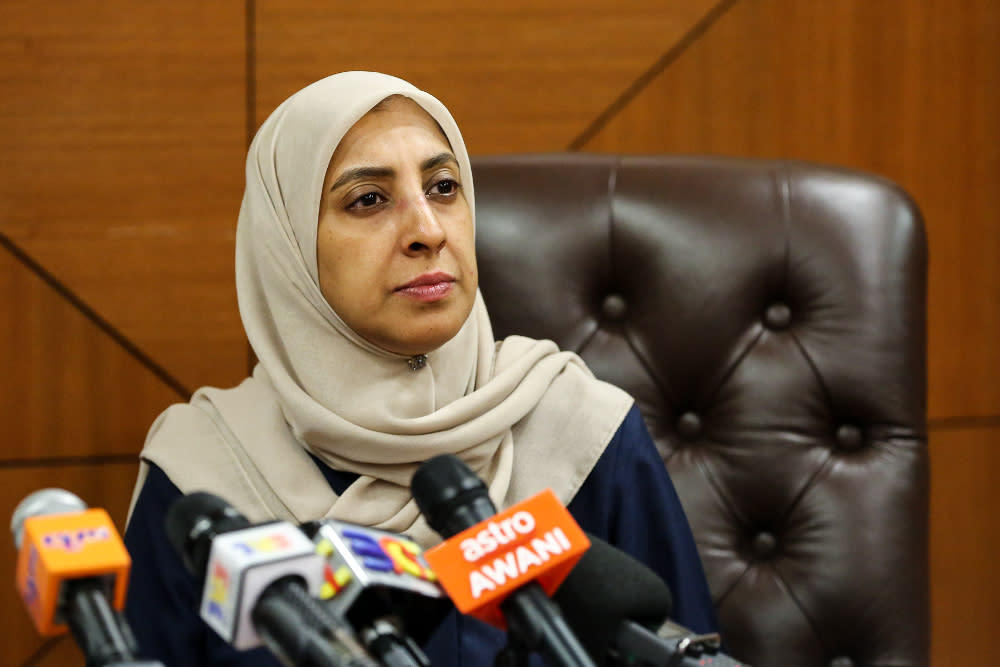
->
[[0, 454, 140, 469], [19, 635, 64, 667], [568, 0, 743, 151], [0, 231, 191, 401], [928, 415, 1000, 430]]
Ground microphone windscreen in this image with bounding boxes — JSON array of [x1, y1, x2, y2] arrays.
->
[[10, 489, 87, 549], [164, 491, 250, 578], [410, 454, 496, 537], [552, 535, 673, 663]]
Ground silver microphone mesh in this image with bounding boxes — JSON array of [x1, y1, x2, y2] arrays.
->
[[10, 488, 87, 549]]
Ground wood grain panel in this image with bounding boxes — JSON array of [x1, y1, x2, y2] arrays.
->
[[0, 244, 184, 461], [929, 425, 1000, 665], [254, 0, 719, 154], [581, 0, 1000, 420], [0, 462, 139, 666], [0, 1, 249, 394]]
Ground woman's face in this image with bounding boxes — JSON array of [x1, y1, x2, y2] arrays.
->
[[317, 96, 477, 356]]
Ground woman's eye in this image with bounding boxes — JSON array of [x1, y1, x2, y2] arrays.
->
[[347, 191, 385, 210], [428, 179, 460, 197]]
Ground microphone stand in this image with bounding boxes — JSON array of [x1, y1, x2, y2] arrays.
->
[[361, 619, 430, 667], [65, 578, 165, 667], [500, 584, 595, 667]]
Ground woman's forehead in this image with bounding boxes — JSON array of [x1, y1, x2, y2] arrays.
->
[[326, 97, 453, 174]]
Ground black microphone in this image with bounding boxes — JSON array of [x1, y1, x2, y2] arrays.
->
[[552, 535, 750, 667], [301, 519, 454, 667], [165, 492, 376, 667], [411, 453, 595, 667], [11, 488, 164, 667]]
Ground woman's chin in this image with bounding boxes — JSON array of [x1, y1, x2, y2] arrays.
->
[[370, 324, 464, 358]]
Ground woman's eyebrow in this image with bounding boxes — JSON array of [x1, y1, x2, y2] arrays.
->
[[421, 152, 458, 171], [329, 166, 394, 192], [329, 153, 457, 192]]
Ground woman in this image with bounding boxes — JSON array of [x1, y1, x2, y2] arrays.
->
[[124, 71, 717, 666]]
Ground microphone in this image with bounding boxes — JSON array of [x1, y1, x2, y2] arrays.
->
[[165, 491, 376, 667], [10, 488, 163, 667], [301, 519, 453, 667], [552, 535, 750, 667], [411, 453, 595, 667]]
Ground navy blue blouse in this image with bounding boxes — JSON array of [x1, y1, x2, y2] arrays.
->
[[123, 404, 717, 666]]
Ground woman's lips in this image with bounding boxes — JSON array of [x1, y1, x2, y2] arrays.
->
[[395, 272, 455, 302]]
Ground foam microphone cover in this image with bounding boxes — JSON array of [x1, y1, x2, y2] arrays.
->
[[551, 535, 673, 664], [164, 491, 251, 579], [410, 453, 498, 537]]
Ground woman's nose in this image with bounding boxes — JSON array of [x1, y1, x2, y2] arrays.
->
[[401, 196, 447, 255]]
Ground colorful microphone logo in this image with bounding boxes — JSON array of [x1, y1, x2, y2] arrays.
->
[[312, 521, 443, 606], [205, 562, 232, 620]]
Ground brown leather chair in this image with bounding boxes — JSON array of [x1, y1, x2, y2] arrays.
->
[[472, 154, 929, 667]]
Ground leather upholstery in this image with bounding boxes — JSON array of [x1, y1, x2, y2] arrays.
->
[[472, 153, 929, 667]]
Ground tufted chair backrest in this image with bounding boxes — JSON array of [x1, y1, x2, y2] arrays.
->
[[471, 153, 929, 667]]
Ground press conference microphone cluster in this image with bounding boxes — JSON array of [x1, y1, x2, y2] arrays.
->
[[301, 519, 452, 667], [10, 488, 163, 667], [165, 492, 377, 667], [553, 536, 749, 667], [411, 453, 596, 667]]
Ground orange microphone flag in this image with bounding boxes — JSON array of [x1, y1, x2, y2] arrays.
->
[[423, 488, 590, 629], [15, 508, 131, 636]]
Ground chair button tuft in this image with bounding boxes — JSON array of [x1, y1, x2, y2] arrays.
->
[[677, 412, 702, 438], [836, 424, 864, 450], [752, 531, 776, 558], [764, 303, 791, 329], [601, 293, 628, 321]]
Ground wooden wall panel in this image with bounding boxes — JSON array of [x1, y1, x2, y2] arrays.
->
[[928, 426, 1000, 665], [580, 0, 1000, 422], [0, 249, 184, 460], [254, 0, 718, 154], [0, 1, 249, 394], [0, 462, 139, 666]]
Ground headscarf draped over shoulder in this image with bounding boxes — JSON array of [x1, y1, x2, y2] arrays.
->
[[136, 71, 632, 546]]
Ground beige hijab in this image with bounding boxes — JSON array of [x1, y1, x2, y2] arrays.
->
[[136, 71, 633, 547]]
